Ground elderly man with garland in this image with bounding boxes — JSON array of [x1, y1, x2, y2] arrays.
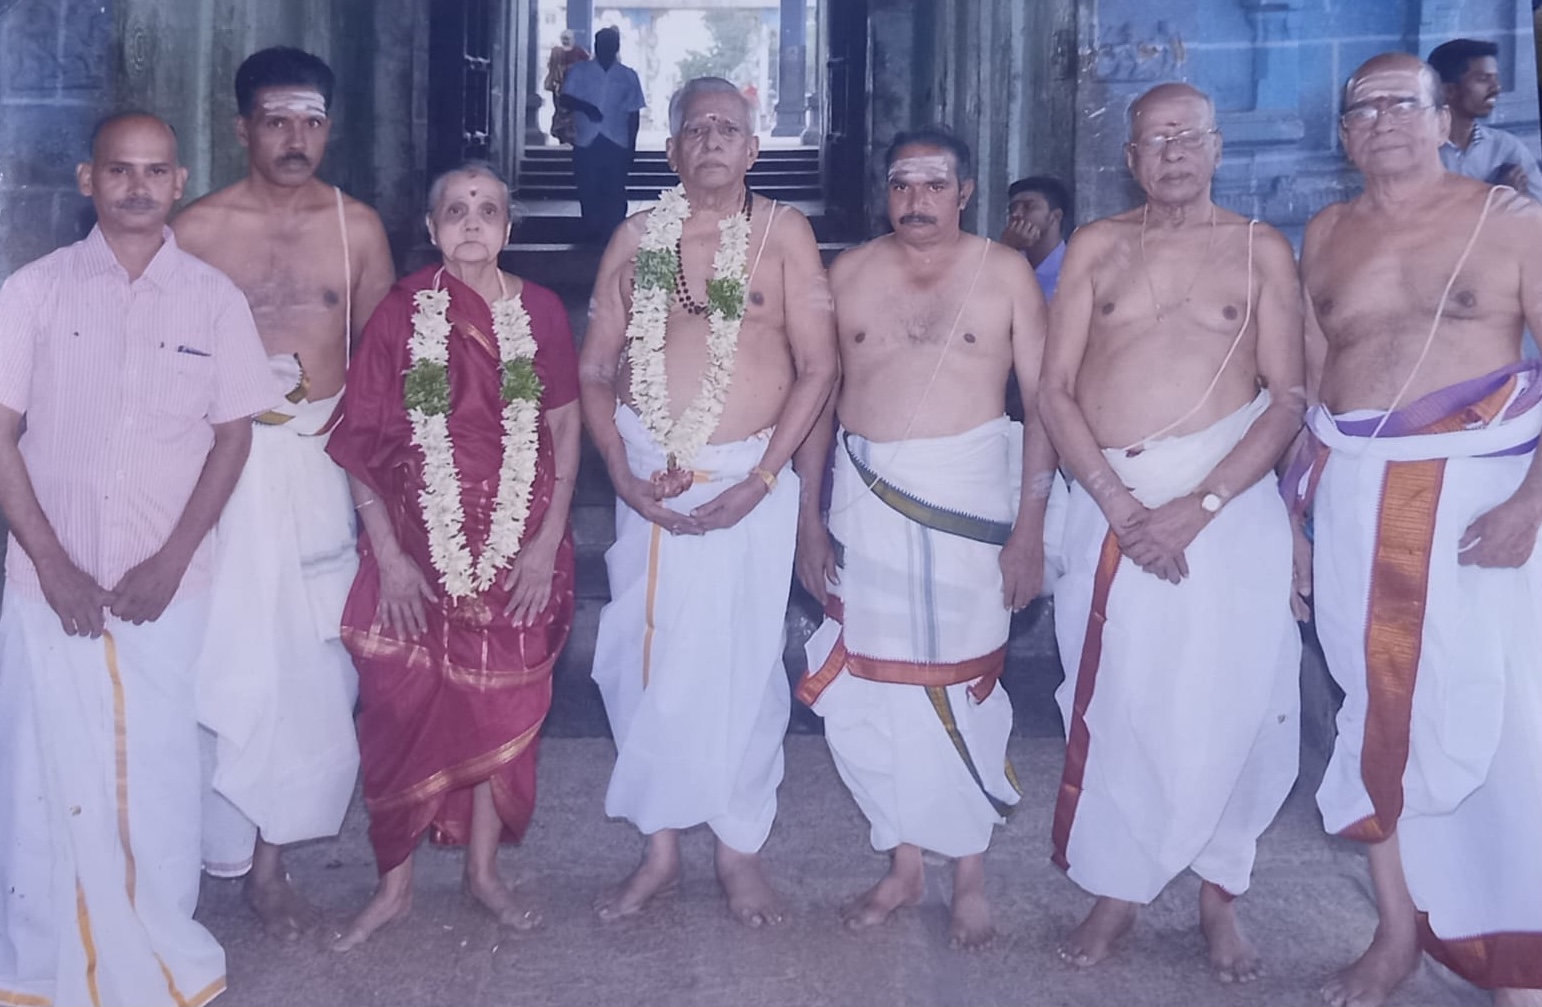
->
[[325, 161, 581, 950], [579, 76, 838, 926]]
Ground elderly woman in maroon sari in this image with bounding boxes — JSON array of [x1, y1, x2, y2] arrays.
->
[[327, 161, 579, 949]]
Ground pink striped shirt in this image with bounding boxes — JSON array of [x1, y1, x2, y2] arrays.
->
[[0, 227, 280, 602]]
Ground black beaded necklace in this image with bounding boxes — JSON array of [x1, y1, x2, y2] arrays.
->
[[673, 185, 754, 316]]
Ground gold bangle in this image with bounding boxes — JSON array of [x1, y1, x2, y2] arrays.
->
[[750, 465, 777, 492]]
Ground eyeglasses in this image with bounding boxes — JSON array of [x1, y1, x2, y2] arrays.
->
[[1340, 97, 1431, 130], [1128, 128, 1218, 157]]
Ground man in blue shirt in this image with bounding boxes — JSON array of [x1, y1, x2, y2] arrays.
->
[[1428, 38, 1542, 199], [561, 27, 646, 244], [999, 175, 1071, 301]]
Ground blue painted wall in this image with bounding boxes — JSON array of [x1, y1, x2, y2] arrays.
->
[[1073, 0, 1541, 242]]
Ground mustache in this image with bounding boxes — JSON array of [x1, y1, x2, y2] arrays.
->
[[278, 152, 311, 168], [114, 196, 158, 212], [899, 213, 937, 226]]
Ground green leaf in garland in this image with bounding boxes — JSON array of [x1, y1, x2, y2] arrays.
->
[[706, 276, 745, 320], [404, 360, 450, 415], [501, 358, 545, 403], [635, 248, 677, 292]]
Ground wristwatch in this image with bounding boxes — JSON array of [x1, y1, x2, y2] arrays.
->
[[1199, 491, 1224, 514]]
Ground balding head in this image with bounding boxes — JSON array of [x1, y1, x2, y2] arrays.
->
[[1344, 52, 1443, 109], [78, 111, 187, 240], [1128, 82, 1216, 137], [90, 111, 179, 163]]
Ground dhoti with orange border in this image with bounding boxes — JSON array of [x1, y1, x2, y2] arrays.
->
[[0, 594, 226, 1007], [593, 405, 799, 853], [801, 417, 1023, 859], [1051, 392, 1300, 903], [1305, 362, 1542, 991]]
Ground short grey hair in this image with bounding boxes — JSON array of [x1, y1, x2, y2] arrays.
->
[[426, 159, 521, 224], [668, 77, 755, 136]]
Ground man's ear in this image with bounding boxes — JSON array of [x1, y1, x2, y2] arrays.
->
[[959, 178, 976, 208], [1048, 207, 1064, 239], [76, 162, 93, 197]]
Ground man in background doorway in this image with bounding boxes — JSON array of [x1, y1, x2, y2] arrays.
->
[[561, 26, 645, 245]]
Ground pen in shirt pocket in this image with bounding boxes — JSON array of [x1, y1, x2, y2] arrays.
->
[[175, 344, 212, 357]]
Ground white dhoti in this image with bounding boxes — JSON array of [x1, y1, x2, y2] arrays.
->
[[1052, 392, 1300, 903], [801, 417, 1023, 859], [196, 358, 359, 876], [592, 405, 798, 853], [1310, 379, 1542, 990], [0, 594, 226, 1007]]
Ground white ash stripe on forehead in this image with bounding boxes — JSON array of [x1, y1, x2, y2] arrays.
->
[[260, 89, 328, 117], [886, 154, 955, 180]]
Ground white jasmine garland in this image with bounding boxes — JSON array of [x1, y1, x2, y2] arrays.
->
[[624, 184, 751, 467], [405, 275, 544, 599]]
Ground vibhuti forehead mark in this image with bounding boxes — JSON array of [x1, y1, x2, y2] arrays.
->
[[260, 89, 327, 117], [1346, 67, 1424, 102], [887, 154, 954, 182]]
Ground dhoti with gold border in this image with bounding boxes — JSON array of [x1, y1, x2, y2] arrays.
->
[[1307, 363, 1542, 990], [1052, 392, 1300, 903], [593, 405, 799, 854], [0, 595, 226, 1007]]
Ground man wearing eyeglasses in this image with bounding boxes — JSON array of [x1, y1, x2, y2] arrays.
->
[[1297, 51, 1542, 1007], [1039, 81, 1306, 982], [1428, 38, 1542, 200]]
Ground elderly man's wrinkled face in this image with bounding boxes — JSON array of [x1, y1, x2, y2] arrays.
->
[[1125, 93, 1220, 205], [667, 91, 759, 193], [1340, 63, 1447, 178], [427, 171, 511, 267], [886, 144, 973, 241]]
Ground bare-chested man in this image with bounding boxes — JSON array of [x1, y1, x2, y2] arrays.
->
[[791, 127, 1055, 949], [1296, 53, 1542, 1007], [173, 46, 394, 939], [1039, 82, 1305, 981], [580, 76, 838, 926]]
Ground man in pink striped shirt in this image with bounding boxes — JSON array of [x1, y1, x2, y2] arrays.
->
[[0, 112, 278, 1007]]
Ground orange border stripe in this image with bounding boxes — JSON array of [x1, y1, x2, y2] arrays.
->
[[74, 885, 101, 1007], [1339, 460, 1443, 843], [641, 523, 663, 688], [0, 989, 52, 1006], [1418, 913, 1542, 990], [100, 632, 138, 905], [1051, 529, 1122, 871]]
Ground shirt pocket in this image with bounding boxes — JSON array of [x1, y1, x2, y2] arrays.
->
[[145, 342, 215, 420]]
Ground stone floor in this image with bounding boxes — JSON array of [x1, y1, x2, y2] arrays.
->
[[203, 736, 1487, 1007]]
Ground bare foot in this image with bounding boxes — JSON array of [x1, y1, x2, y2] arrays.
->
[[246, 871, 320, 942], [465, 870, 542, 931], [331, 866, 412, 953], [1199, 883, 1260, 983], [716, 843, 784, 927], [1058, 896, 1137, 968], [1320, 927, 1420, 1007], [595, 832, 680, 922], [948, 852, 996, 951], [1495, 989, 1542, 1007], [841, 845, 925, 930]]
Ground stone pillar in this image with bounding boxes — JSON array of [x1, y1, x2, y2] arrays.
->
[[524, 0, 545, 145], [773, 0, 806, 136]]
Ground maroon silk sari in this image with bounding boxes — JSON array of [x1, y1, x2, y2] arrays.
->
[[327, 264, 579, 873]]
